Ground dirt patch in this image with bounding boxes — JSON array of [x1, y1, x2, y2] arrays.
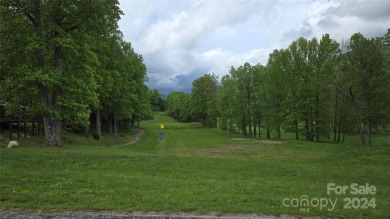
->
[[232, 138, 254, 141], [232, 138, 283, 144], [259, 140, 283, 144], [111, 129, 145, 147], [209, 145, 262, 153]]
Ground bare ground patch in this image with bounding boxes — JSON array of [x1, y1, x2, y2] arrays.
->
[[112, 129, 145, 147], [195, 140, 317, 161], [166, 138, 316, 161], [232, 138, 283, 144]]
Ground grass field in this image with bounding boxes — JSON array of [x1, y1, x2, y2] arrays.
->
[[0, 113, 389, 218]]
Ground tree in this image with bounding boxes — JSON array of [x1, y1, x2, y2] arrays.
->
[[217, 74, 236, 132], [126, 49, 150, 129], [0, 0, 133, 145], [264, 49, 290, 140], [233, 63, 257, 136], [166, 92, 192, 122], [95, 38, 148, 136], [171, 31, 390, 146], [288, 37, 315, 141], [150, 89, 166, 112], [336, 33, 390, 145], [250, 64, 266, 138], [191, 73, 219, 127], [312, 34, 340, 141], [286, 36, 338, 141]]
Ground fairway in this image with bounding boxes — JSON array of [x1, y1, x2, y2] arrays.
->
[[0, 114, 389, 218]]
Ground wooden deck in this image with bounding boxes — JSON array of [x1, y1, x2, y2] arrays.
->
[[0, 105, 44, 140], [0, 116, 43, 140]]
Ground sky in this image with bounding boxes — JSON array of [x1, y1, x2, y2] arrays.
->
[[118, 0, 390, 94]]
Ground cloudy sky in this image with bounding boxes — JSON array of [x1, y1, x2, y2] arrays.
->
[[118, 0, 390, 94]]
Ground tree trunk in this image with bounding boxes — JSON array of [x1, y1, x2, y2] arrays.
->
[[366, 119, 371, 145], [365, 98, 372, 145], [9, 122, 13, 140], [258, 118, 261, 139], [113, 114, 117, 137], [337, 129, 341, 143], [247, 98, 252, 137], [305, 118, 310, 141], [266, 128, 270, 139], [311, 125, 314, 141], [253, 116, 257, 138], [46, 44, 63, 146], [293, 91, 299, 140], [23, 121, 27, 138], [17, 122, 20, 139], [108, 115, 113, 135], [130, 119, 135, 130], [229, 117, 233, 133], [294, 119, 299, 140], [241, 115, 247, 136], [33, 0, 62, 146], [42, 115, 62, 146], [31, 122, 35, 136], [351, 98, 365, 145], [315, 92, 320, 142], [95, 110, 101, 139], [85, 124, 90, 138], [333, 91, 339, 143], [276, 124, 281, 140], [222, 117, 227, 131], [127, 119, 131, 131], [337, 115, 343, 143]]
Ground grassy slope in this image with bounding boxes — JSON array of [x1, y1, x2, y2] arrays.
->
[[0, 113, 389, 218]]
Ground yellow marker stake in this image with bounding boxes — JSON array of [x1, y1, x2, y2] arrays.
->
[[160, 124, 164, 129]]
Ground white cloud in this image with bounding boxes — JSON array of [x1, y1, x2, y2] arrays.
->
[[201, 48, 224, 60], [118, 0, 390, 93], [199, 47, 274, 78]]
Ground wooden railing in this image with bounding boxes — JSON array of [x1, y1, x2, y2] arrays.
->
[[0, 116, 43, 140]]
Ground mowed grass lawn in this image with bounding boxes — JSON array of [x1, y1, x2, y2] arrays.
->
[[1, 113, 389, 218]]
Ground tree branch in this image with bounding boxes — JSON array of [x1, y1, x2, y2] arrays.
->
[[25, 12, 34, 25]]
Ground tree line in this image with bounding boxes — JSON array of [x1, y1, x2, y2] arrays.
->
[[0, 0, 151, 146], [166, 30, 390, 145]]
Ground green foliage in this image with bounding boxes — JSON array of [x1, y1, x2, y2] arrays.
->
[[150, 89, 166, 111], [92, 132, 100, 140], [0, 0, 150, 144], [166, 92, 192, 122], [217, 74, 236, 132], [190, 73, 219, 127], [335, 33, 390, 144], [264, 49, 290, 139], [213, 31, 390, 144]]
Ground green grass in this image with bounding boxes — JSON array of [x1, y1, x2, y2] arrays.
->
[[0, 113, 389, 218]]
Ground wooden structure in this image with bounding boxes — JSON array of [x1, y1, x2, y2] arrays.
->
[[0, 105, 43, 140]]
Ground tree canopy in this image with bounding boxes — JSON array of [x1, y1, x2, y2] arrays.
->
[[166, 30, 390, 145], [0, 0, 150, 146]]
